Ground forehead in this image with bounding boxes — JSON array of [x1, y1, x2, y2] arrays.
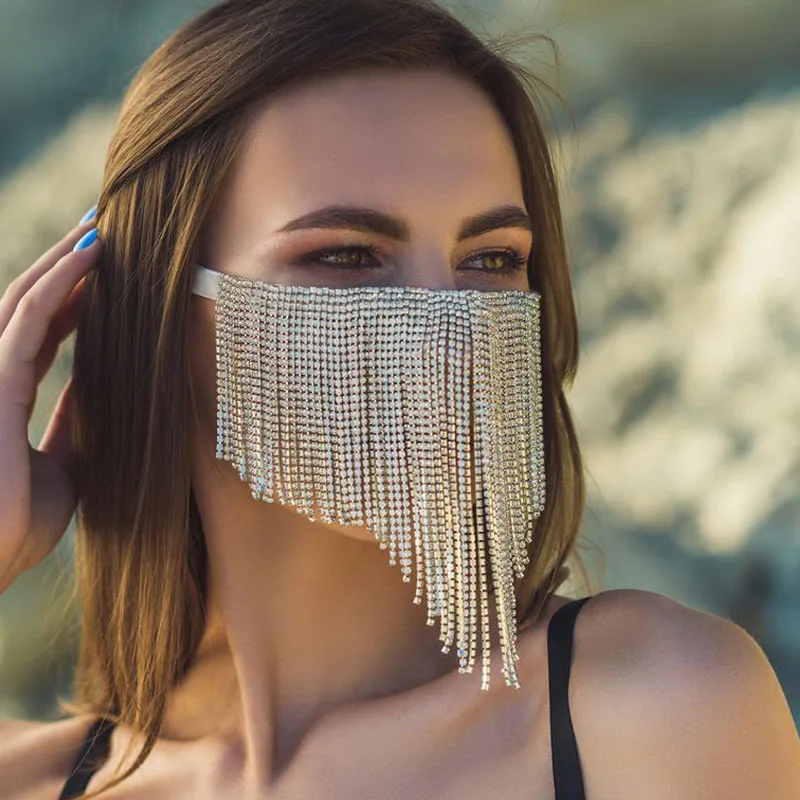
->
[[221, 67, 524, 235]]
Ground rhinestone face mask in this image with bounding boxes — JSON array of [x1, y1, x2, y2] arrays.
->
[[191, 264, 545, 690]]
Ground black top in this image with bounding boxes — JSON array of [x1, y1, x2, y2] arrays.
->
[[547, 595, 591, 799], [57, 715, 116, 799], [58, 595, 591, 799]]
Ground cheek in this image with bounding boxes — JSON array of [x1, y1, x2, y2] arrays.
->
[[188, 301, 219, 430]]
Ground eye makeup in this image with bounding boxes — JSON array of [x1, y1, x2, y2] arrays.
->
[[291, 242, 529, 275]]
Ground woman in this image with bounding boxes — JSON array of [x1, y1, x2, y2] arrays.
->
[[1, 0, 798, 797]]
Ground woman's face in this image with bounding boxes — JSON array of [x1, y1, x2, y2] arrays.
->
[[189, 66, 533, 540]]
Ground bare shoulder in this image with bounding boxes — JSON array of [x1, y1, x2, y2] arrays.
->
[[568, 588, 800, 800], [0, 712, 97, 800]]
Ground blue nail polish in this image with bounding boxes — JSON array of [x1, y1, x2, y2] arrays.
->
[[73, 228, 99, 251], [80, 205, 97, 224]]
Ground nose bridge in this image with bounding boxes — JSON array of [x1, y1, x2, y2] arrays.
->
[[400, 242, 457, 291]]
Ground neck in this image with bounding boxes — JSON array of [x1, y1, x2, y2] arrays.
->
[[161, 434, 489, 792]]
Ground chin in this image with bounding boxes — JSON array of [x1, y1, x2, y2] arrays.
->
[[317, 518, 380, 545]]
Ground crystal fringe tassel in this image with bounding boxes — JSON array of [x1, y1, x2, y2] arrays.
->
[[210, 272, 545, 690]]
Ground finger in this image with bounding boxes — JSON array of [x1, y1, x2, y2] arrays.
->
[[32, 273, 89, 387], [0, 216, 99, 335], [37, 376, 75, 475], [0, 238, 101, 410]]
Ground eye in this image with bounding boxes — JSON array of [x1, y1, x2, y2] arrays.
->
[[294, 244, 529, 275], [460, 248, 529, 275], [295, 244, 383, 270]]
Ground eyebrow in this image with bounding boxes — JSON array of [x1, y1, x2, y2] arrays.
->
[[274, 204, 532, 241]]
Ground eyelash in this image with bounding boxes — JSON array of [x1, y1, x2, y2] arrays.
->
[[294, 243, 529, 275]]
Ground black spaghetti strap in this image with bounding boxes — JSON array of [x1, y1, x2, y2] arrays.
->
[[58, 716, 117, 799], [548, 596, 592, 800]]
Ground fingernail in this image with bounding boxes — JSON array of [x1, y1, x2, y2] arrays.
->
[[73, 228, 99, 251], [80, 205, 97, 224]]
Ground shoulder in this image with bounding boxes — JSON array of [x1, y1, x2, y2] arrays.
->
[[568, 589, 800, 800], [0, 712, 97, 800]]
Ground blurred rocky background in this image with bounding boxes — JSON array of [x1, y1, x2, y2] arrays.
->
[[0, 0, 798, 725]]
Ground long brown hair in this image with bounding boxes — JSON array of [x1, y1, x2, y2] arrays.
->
[[63, 0, 593, 794]]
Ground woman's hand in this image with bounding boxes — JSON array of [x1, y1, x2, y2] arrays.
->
[[0, 211, 102, 593]]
